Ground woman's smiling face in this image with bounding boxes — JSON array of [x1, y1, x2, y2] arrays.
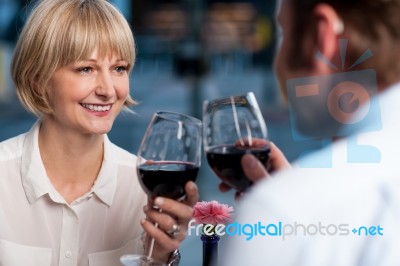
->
[[45, 49, 130, 135]]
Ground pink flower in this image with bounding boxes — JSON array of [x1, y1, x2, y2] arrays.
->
[[193, 200, 234, 225]]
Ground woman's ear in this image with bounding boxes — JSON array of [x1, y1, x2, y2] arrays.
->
[[32, 76, 41, 94], [311, 4, 344, 71]]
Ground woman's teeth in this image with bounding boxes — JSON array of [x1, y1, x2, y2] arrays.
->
[[81, 104, 111, 112]]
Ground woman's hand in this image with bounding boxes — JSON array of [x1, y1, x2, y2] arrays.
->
[[141, 181, 199, 262], [219, 142, 291, 200]]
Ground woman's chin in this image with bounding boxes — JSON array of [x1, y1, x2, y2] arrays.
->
[[84, 122, 114, 135]]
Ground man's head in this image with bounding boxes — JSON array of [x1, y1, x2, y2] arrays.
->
[[276, 0, 400, 94]]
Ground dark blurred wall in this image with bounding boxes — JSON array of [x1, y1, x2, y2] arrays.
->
[[131, 0, 181, 33], [0, 0, 31, 43]]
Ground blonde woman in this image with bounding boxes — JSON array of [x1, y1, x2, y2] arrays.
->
[[0, 0, 198, 265]]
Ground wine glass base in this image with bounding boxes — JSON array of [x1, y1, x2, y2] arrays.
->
[[120, 254, 166, 266]]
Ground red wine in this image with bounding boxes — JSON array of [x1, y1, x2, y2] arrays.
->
[[138, 162, 198, 199], [206, 145, 270, 192]]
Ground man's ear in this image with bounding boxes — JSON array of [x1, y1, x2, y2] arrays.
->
[[311, 4, 343, 70]]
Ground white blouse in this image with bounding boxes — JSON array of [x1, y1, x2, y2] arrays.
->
[[0, 121, 147, 266]]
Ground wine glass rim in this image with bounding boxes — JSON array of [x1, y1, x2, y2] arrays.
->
[[203, 91, 256, 105], [155, 111, 202, 125]]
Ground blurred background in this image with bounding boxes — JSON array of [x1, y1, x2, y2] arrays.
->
[[0, 0, 322, 264]]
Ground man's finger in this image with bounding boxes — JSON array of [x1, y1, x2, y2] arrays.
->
[[268, 142, 291, 172], [241, 154, 269, 182], [219, 182, 232, 192]]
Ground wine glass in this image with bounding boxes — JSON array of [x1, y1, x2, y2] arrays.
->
[[203, 92, 270, 193], [120, 111, 202, 266]]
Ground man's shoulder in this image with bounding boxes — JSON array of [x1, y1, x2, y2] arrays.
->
[[244, 152, 395, 225], [227, 164, 400, 266]]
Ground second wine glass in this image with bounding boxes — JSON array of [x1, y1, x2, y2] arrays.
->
[[137, 111, 202, 200], [203, 92, 270, 193], [121, 111, 202, 266]]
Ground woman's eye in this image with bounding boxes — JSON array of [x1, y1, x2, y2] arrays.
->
[[115, 66, 128, 73], [78, 67, 93, 74]]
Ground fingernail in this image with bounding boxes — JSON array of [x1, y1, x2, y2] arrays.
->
[[154, 197, 164, 207], [187, 181, 195, 190], [143, 205, 148, 212], [140, 219, 146, 225]]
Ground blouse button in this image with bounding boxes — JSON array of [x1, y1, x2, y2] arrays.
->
[[65, 251, 72, 258]]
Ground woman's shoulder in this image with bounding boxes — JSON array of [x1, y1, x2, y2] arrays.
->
[[106, 139, 137, 167], [0, 133, 27, 161]]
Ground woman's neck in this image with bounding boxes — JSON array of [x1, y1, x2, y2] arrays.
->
[[38, 119, 104, 204]]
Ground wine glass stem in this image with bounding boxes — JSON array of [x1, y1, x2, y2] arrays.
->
[[146, 208, 162, 258]]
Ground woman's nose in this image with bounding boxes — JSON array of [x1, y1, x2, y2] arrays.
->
[[95, 72, 116, 99]]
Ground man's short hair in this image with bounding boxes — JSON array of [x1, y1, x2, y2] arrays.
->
[[288, 0, 400, 86]]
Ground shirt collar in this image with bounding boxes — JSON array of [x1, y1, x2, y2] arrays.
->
[[91, 135, 117, 207], [21, 121, 53, 204], [21, 121, 117, 207]]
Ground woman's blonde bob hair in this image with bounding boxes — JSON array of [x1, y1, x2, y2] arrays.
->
[[12, 0, 137, 117]]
